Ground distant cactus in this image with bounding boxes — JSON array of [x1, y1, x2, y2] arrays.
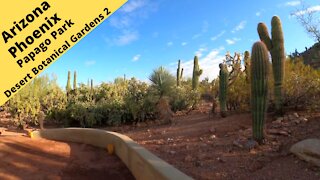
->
[[219, 63, 228, 118], [73, 71, 77, 91], [192, 56, 203, 90], [244, 51, 251, 82], [257, 16, 285, 115], [91, 79, 93, 91], [176, 60, 183, 86], [251, 41, 269, 143], [66, 71, 71, 92]]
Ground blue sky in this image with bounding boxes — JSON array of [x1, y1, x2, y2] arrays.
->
[[44, 0, 320, 87]]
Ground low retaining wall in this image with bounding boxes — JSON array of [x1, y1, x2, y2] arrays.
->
[[32, 128, 193, 180]]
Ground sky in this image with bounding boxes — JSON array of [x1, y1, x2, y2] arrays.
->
[[43, 0, 320, 87]]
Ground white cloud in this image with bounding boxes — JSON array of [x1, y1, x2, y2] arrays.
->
[[181, 42, 188, 46], [256, 12, 261, 16], [226, 38, 241, 45], [121, 0, 146, 13], [132, 54, 141, 62], [85, 60, 96, 66], [285, 1, 301, 7], [195, 47, 208, 58], [114, 31, 139, 46], [167, 42, 173, 47], [292, 5, 320, 16], [232, 21, 247, 33], [170, 47, 225, 81], [211, 30, 225, 41]]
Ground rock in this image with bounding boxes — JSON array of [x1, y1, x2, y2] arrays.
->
[[210, 134, 217, 139], [209, 127, 216, 133], [184, 155, 193, 162], [268, 129, 289, 136], [293, 112, 299, 118], [216, 157, 226, 163], [233, 140, 244, 148], [273, 117, 283, 124], [169, 151, 176, 155], [300, 117, 308, 122], [290, 139, 320, 167], [245, 139, 258, 150]]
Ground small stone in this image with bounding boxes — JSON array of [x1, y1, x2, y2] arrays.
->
[[245, 140, 258, 150], [169, 151, 176, 155], [195, 161, 203, 167], [184, 155, 193, 162], [233, 140, 244, 148], [217, 157, 226, 163], [293, 112, 299, 118], [210, 135, 217, 139], [209, 127, 216, 133]]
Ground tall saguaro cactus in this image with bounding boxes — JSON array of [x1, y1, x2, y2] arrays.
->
[[66, 71, 71, 93], [219, 63, 228, 118], [192, 56, 203, 90], [257, 16, 285, 115], [73, 71, 77, 91], [251, 41, 269, 143], [176, 60, 183, 86]]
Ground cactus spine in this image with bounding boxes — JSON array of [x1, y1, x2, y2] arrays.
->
[[66, 71, 71, 92], [251, 42, 269, 143], [176, 60, 183, 86], [192, 56, 203, 90], [219, 63, 228, 118], [73, 71, 77, 91], [257, 16, 285, 115]]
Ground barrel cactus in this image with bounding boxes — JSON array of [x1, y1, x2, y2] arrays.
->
[[192, 56, 202, 90], [251, 41, 269, 143], [257, 16, 285, 115], [219, 63, 228, 118]]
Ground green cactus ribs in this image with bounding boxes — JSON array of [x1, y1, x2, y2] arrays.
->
[[192, 56, 203, 90], [219, 63, 228, 118], [251, 41, 269, 143]]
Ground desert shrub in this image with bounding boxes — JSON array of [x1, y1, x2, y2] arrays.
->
[[283, 57, 320, 110], [227, 73, 250, 111], [170, 85, 193, 112], [8, 75, 66, 127]]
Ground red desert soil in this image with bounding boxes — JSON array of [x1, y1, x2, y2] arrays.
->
[[0, 132, 134, 180], [105, 104, 320, 180]]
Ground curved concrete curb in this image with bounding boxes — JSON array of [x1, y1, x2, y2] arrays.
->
[[32, 128, 193, 180]]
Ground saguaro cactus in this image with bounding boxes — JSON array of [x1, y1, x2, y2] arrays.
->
[[73, 71, 77, 91], [66, 71, 71, 92], [251, 41, 269, 143], [176, 60, 184, 86], [219, 63, 228, 118], [244, 51, 251, 82], [192, 56, 203, 90], [257, 16, 285, 115]]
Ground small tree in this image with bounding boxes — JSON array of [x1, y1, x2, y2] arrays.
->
[[292, 4, 320, 43]]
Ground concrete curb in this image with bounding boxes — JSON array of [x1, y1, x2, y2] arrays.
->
[[32, 128, 193, 180]]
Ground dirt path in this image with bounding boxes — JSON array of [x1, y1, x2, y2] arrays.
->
[[0, 135, 134, 180], [120, 107, 320, 180]]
